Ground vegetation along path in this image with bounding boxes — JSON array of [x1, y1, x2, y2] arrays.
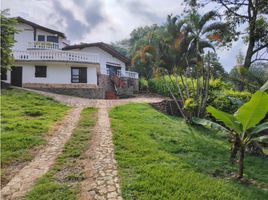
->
[[1, 88, 163, 200]]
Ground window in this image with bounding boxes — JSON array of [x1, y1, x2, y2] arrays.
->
[[35, 66, 47, 77], [71, 67, 87, 83], [106, 64, 120, 76], [47, 35, 59, 43], [1, 68, 7, 80], [37, 35, 45, 41]]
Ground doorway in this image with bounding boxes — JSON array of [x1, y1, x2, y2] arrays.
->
[[11, 67, 23, 87]]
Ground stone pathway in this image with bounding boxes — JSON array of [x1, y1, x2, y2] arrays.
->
[[1, 107, 83, 200], [1, 88, 163, 200], [80, 105, 122, 200]]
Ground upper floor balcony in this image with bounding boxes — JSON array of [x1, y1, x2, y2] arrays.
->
[[13, 50, 99, 64], [27, 41, 61, 50]]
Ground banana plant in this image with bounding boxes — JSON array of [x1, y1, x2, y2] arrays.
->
[[193, 90, 268, 179]]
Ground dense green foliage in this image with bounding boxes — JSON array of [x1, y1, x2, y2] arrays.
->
[[148, 76, 251, 113], [110, 104, 268, 200], [0, 9, 18, 70], [139, 77, 149, 92], [1, 89, 69, 184], [25, 107, 97, 200]]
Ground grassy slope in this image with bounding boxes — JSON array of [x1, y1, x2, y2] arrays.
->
[[1, 89, 69, 183], [110, 104, 268, 200], [25, 107, 97, 200]]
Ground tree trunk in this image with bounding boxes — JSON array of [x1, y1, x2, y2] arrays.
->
[[230, 135, 240, 164], [243, 1, 257, 69], [238, 146, 245, 179], [244, 38, 254, 69]]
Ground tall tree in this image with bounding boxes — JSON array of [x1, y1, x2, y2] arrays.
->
[[203, 52, 227, 79], [0, 9, 18, 71], [187, 0, 268, 68], [128, 25, 163, 79], [110, 39, 130, 58], [156, 11, 231, 121]]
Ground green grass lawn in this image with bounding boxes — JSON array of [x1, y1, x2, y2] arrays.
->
[[25, 107, 97, 200], [1, 88, 69, 184], [110, 104, 268, 200]]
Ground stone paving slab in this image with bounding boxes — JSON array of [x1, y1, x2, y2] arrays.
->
[[80, 105, 122, 200]]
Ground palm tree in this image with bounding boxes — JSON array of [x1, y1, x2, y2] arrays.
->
[[182, 11, 230, 117], [156, 11, 231, 122]]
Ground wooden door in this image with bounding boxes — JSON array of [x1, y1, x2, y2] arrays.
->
[[11, 67, 23, 87]]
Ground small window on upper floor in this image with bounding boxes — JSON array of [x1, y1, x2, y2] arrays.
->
[[47, 36, 59, 43], [38, 35, 45, 41], [35, 66, 47, 78]]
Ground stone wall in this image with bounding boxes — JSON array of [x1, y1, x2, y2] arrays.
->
[[98, 74, 114, 92], [150, 100, 186, 117], [98, 74, 139, 93], [23, 83, 97, 89], [23, 83, 104, 99], [21, 75, 138, 99], [127, 78, 139, 92]]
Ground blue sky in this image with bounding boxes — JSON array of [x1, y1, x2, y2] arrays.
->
[[2, 0, 247, 72]]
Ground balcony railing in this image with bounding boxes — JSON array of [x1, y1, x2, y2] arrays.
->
[[101, 69, 139, 79], [28, 41, 60, 50], [13, 50, 99, 64]]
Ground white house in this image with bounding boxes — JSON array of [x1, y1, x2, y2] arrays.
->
[[2, 17, 138, 98]]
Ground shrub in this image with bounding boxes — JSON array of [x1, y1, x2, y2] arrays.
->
[[139, 78, 149, 92], [148, 76, 230, 98], [148, 76, 251, 113], [209, 90, 251, 114]]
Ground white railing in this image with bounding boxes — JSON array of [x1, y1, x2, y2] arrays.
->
[[101, 69, 139, 79], [123, 70, 139, 79], [13, 50, 99, 64], [28, 41, 60, 50]]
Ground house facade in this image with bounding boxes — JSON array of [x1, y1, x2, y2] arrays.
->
[[2, 17, 138, 98]]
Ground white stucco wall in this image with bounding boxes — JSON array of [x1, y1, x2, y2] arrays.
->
[[13, 23, 67, 50], [4, 63, 97, 85], [13, 23, 34, 50], [71, 47, 126, 72]]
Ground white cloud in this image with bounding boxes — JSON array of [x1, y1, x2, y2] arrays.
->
[[1, 0, 246, 72]]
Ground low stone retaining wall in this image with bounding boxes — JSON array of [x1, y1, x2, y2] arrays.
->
[[23, 83, 104, 99], [150, 100, 186, 117], [23, 83, 97, 89], [98, 74, 139, 93]]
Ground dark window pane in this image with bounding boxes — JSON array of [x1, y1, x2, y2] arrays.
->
[[35, 66, 47, 77], [38, 35, 45, 41], [79, 68, 87, 83], [71, 67, 87, 83], [106, 64, 120, 76], [47, 36, 59, 43]]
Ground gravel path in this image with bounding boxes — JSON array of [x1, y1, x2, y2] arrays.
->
[[1, 88, 163, 200]]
